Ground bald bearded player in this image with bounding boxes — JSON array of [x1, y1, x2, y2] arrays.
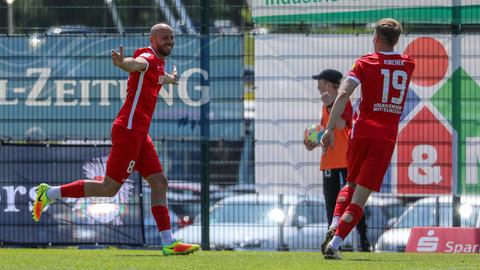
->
[[32, 23, 200, 256]]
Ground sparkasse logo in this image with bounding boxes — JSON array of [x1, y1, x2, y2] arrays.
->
[[407, 227, 480, 253], [416, 230, 439, 252]]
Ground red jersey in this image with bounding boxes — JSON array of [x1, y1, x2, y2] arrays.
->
[[113, 47, 165, 134], [347, 52, 415, 142]]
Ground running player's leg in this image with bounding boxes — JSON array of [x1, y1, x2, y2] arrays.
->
[[329, 185, 372, 247], [335, 169, 370, 251], [325, 184, 371, 259], [322, 175, 356, 255], [325, 139, 394, 259], [345, 165, 371, 251], [328, 140, 366, 230], [33, 176, 124, 222], [137, 135, 199, 255], [33, 125, 142, 222], [51, 125, 141, 198], [136, 135, 168, 236]]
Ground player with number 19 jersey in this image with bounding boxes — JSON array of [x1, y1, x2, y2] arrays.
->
[[346, 52, 415, 191], [348, 52, 415, 142]]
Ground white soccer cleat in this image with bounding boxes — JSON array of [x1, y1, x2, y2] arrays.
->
[[324, 246, 342, 260]]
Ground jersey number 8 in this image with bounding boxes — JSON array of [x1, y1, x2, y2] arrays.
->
[[127, 160, 136, 174]]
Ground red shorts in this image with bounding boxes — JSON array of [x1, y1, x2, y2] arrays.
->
[[106, 124, 163, 184], [346, 138, 395, 192]]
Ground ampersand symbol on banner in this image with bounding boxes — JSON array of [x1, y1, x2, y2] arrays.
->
[[408, 145, 443, 185]]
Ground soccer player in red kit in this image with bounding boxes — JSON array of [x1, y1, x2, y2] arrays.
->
[[320, 18, 415, 259], [32, 23, 200, 255]]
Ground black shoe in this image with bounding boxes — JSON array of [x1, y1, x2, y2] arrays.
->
[[360, 239, 371, 252], [324, 246, 342, 260], [320, 228, 335, 254]]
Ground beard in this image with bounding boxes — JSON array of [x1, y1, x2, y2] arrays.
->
[[156, 45, 172, 56]]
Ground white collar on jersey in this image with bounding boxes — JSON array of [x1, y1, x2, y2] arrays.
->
[[378, 51, 400, 55], [148, 46, 162, 59]]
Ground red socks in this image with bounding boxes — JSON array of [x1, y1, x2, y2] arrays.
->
[[333, 185, 355, 217], [60, 180, 85, 198], [151, 205, 171, 231], [335, 203, 364, 239]]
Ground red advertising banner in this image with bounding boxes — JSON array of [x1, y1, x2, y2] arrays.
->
[[397, 106, 452, 195], [406, 227, 480, 253]]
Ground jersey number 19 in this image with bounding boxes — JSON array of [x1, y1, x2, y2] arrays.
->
[[381, 69, 408, 105]]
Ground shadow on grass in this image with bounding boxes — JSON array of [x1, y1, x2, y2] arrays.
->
[[114, 254, 164, 258], [345, 258, 374, 262], [345, 257, 417, 262]]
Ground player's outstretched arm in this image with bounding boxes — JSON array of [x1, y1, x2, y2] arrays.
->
[[164, 65, 179, 84], [321, 78, 358, 151], [111, 45, 148, 73]]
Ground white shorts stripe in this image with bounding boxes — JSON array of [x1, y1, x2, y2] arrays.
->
[[127, 72, 146, 129]]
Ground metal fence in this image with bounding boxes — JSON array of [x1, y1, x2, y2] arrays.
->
[[1, 1, 480, 252]]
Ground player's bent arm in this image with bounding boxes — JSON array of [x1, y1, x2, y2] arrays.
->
[[115, 57, 148, 73], [325, 78, 358, 132]]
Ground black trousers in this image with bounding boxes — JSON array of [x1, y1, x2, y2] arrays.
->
[[322, 168, 368, 241]]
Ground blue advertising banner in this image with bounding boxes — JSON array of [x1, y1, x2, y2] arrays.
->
[[0, 144, 143, 244], [0, 35, 244, 141]]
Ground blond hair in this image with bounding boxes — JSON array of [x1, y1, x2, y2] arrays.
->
[[375, 18, 402, 47]]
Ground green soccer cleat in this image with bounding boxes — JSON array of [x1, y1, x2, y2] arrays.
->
[[320, 227, 335, 254], [162, 240, 200, 256], [32, 183, 54, 222]]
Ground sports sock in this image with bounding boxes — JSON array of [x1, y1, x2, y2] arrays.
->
[[335, 203, 364, 240], [333, 185, 355, 217], [328, 235, 344, 250], [330, 216, 340, 230], [60, 180, 85, 198], [151, 205, 174, 245], [160, 230, 175, 245], [46, 186, 62, 200]]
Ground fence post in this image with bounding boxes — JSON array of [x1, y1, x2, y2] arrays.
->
[[451, 0, 462, 227], [7, 1, 14, 35], [277, 194, 288, 251], [200, 0, 211, 251]]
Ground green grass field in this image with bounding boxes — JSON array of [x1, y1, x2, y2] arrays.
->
[[0, 248, 476, 270]]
